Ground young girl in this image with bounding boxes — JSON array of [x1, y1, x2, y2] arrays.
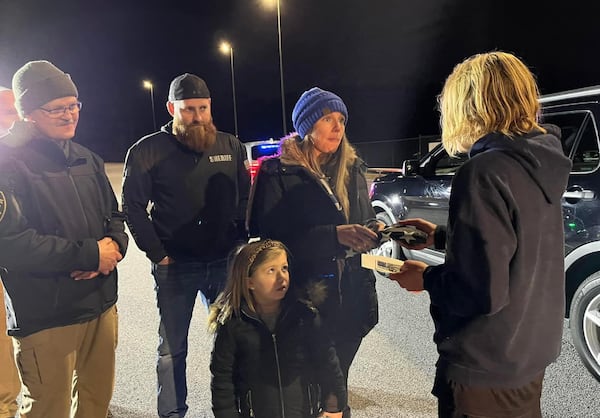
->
[[209, 239, 346, 418]]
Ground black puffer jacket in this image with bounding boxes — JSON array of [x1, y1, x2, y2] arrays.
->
[[0, 131, 128, 337], [248, 154, 378, 339], [210, 297, 347, 418]]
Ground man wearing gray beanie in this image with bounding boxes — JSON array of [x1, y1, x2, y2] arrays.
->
[[0, 60, 128, 418], [12, 60, 79, 117]]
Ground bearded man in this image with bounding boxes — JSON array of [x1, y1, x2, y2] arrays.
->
[[122, 73, 250, 418]]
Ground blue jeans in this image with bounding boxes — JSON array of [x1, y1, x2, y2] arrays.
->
[[152, 258, 228, 418]]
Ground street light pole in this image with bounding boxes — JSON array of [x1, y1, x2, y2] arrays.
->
[[143, 80, 156, 131], [220, 42, 239, 138], [276, 0, 287, 135]]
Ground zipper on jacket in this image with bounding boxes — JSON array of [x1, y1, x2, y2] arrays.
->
[[272, 333, 286, 418], [307, 383, 322, 417], [246, 390, 255, 417], [307, 384, 314, 416], [241, 307, 290, 417]]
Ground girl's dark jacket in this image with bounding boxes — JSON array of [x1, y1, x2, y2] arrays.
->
[[247, 152, 378, 339], [0, 126, 128, 337], [210, 296, 347, 418], [424, 126, 572, 388]]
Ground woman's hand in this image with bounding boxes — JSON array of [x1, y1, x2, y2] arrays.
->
[[336, 224, 379, 253]]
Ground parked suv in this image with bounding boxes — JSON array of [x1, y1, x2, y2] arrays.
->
[[369, 85, 600, 381]]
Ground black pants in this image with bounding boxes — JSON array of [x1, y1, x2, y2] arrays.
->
[[333, 338, 362, 418], [434, 368, 544, 418]]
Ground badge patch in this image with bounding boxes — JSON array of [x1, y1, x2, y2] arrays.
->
[[0, 191, 6, 223], [208, 154, 233, 163]]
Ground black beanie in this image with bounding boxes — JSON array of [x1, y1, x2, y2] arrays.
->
[[168, 73, 210, 101], [12, 60, 78, 116]]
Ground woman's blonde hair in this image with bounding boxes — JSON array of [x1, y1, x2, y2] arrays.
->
[[280, 133, 357, 220], [207, 239, 289, 332], [439, 51, 545, 156]]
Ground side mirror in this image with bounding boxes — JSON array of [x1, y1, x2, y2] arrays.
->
[[402, 159, 419, 176]]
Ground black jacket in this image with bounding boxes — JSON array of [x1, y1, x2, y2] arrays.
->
[[210, 297, 347, 418], [424, 126, 572, 387], [122, 122, 251, 263], [0, 130, 128, 337], [248, 156, 378, 339]]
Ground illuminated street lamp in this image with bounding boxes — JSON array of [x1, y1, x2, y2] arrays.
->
[[219, 41, 239, 138], [142, 80, 156, 131], [263, 0, 287, 135]]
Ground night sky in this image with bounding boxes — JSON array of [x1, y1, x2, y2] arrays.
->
[[1, 0, 599, 161]]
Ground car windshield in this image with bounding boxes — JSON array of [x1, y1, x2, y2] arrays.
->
[[251, 143, 280, 160]]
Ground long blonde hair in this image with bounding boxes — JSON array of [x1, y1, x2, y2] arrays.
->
[[207, 240, 289, 333], [279, 133, 357, 220], [439, 51, 545, 156]]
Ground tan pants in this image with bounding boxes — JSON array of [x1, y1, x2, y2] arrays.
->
[[0, 282, 20, 418], [13, 305, 118, 418]]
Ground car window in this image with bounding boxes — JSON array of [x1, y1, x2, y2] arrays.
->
[[542, 112, 584, 157], [570, 115, 599, 173], [543, 111, 600, 173], [244, 140, 281, 182], [250, 143, 280, 161], [433, 153, 468, 175]]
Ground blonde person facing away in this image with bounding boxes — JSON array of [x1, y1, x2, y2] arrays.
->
[[390, 52, 572, 418]]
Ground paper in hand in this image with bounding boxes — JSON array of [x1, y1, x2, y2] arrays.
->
[[361, 253, 404, 274]]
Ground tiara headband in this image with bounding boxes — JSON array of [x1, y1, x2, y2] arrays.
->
[[247, 240, 281, 274]]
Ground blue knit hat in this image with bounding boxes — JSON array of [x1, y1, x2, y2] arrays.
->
[[292, 87, 348, 139]]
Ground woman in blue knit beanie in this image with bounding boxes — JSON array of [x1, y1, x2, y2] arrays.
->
[[248, 87, 382, 418]]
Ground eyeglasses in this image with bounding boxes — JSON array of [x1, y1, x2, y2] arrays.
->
[[39, 102, 82, 118]]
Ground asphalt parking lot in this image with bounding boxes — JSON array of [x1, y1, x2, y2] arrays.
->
[[105, 162, 600, 418]]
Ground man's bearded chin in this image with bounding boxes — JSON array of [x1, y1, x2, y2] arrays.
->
[[173, 119, 218, 152]]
